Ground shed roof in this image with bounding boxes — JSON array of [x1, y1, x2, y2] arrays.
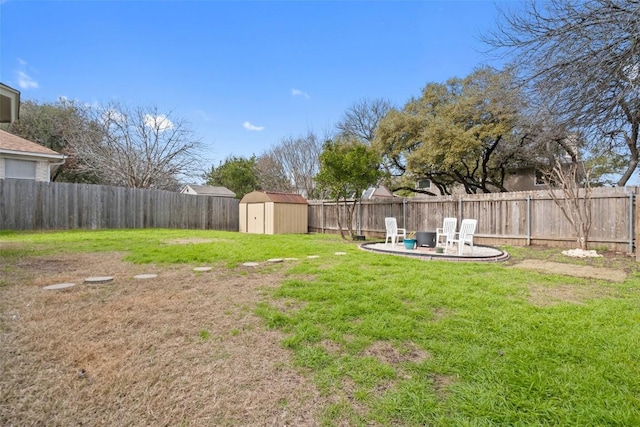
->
[[240, 190, 308, 204], [0, 129, 66, 159]]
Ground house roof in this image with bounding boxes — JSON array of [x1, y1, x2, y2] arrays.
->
[[182, 184, 236, 197], [0, 129, 66, 160], [362, 184, 395, 199], [240, 190, 308, 204]]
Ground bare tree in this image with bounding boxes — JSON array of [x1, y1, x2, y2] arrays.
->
[[254, 153, 294, 193], [264, 131, 323, 198], [541, 159, 593, 250], [336, 98, 393, 144], [72, 103, 204, 190], [485, 0, 640, 186]]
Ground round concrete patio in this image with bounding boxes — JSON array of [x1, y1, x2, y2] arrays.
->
[[360, 241, 509, 262]]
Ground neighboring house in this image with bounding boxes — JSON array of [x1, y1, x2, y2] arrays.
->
[[503, 166, 548, 191], [0, 83, 20, 123], [362, 183, 396, 199], [0, 129, 66, 182], [412, 159, 585, 194], [180, 184, 236, 198], [504, 158, 587, 192]]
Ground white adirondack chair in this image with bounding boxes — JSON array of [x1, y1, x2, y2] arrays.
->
[[436, 217, 457, 249], [449, 219, 477, 255], [384, 217, 406, 247]]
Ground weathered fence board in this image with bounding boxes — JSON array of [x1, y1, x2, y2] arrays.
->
[[309, 187, 638, 252], [0, 179, 239, 231]]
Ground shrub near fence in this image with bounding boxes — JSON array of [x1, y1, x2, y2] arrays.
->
[[0, 179, 239, 231], [308, 186, 639, 253]]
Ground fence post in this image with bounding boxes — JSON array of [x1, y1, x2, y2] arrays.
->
[[527, 195, 531, 246], [357, 199, 362, 235], [402, 198, 407, 229], [634, 192, 638, 259], [628, 192, 634, 254], [321, 201, 325, 233]]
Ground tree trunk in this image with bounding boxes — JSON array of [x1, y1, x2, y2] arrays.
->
[[334, 200, 346, 239]]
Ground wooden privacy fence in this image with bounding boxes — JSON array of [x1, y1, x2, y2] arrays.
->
[[0, 179, 239, 231], [308, 187, 638, 253]]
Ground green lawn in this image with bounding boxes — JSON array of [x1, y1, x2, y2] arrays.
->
[[2, 229, 640, 426]]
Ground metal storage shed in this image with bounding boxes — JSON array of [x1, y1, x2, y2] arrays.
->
[[239, 191, 308, 234]]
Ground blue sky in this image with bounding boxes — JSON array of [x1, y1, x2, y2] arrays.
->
[[0, 0, 507, 169]]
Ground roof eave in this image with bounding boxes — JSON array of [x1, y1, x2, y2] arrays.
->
[[0, 148, 67, 160]]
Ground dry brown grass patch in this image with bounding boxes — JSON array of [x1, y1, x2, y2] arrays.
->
[[511, 259, 627, 283], [527, 283, 618, 307], [164, 237, 225, 245], [432, 307, 453, 321], [1, 252, 324, 426], [431, 373, 456, 399], [320, 339, 344, 356], [363, 341, 430, 366]]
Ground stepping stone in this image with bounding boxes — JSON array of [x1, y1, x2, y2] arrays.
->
[[284, 258, 298, 261], [267, 258, 283, 263], [84, 276, 114, 285], [243, 262, 260, 267], [193, 267, 212, 272], [335, 252, 347, 256], [133, 274, 157, 280], [307, 255, 320, 259], [43, 282, 76, 290]]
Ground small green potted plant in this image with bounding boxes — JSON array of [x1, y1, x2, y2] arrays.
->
[[403, 231, 417, 249]]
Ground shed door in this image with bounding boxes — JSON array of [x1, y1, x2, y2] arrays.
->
[[247, 203, 265, 234]]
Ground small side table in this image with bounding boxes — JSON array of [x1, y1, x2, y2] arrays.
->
[[416, 231, 436, 248]]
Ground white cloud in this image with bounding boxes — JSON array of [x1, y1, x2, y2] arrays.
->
[[145, 114, 174, 132], [243, 121, 264, 131], [15, 59, 38, 90], [291, 88, 310, 99], [17, 70, 38, 89]]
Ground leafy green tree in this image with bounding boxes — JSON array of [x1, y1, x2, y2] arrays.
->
[[205, 155, 259, 199], [374, 67, 528, 194], [315, 138, 382, 239]]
